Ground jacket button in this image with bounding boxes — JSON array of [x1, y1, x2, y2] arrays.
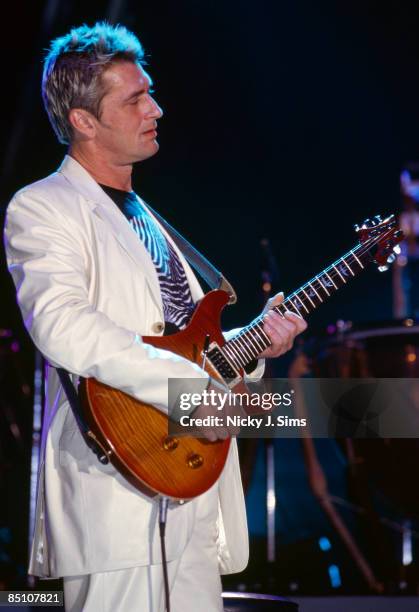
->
[[152, 321, 164, 334]]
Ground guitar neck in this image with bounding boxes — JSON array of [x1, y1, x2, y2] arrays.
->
[[222, 240, 374, 371]]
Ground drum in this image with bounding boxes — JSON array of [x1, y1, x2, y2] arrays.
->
[[312, 319, 419, 378], [312, 319, 419, 517]]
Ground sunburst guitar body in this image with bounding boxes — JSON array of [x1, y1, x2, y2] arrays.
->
[[80, 290, 232, 500]]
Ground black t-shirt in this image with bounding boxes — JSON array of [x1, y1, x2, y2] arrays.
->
[[99, 184, 195, 334]]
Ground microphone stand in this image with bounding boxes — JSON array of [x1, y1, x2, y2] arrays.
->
[[260, 238, 279, 565]]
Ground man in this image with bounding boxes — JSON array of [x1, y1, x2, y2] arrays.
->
[[4, 22, 306, 612]]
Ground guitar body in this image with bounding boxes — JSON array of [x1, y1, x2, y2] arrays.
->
[[79, 290, 233, 500]]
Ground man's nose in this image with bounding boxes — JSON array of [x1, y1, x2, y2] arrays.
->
[[149, 97, 163, 119]]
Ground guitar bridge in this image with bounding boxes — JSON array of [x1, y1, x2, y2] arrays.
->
[[205, 342, 241, 387]]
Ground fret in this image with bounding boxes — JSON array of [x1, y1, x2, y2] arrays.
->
[[307, 280, 323, 303], [342, 257, 355, 277], [248, 325, 266, 352], [222, 343, 241, 369], [245, 330, 262, 355], [301, 288, 316, 308], [292, 294, 310, 314], [233, 336, 255, 362], [233, 340, 253, 366], [315, 274, 330, 296], [225, 341, 247, 368], [285, 299, 304, 317], [254, 320, 271, 345], [235, 322, 265, 349], [337, 261, 352, 281], [324, 270, 337, 290], [221, 344, 233, 363], [350, 249, 364, 269], [332, 264, 346, 284], [272, 305, 285, 318]]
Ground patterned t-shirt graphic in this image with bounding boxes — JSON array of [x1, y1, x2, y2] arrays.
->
[[100, 185, 195, 331]]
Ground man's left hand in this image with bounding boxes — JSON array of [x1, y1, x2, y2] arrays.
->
[[258, 292, 307, 359]]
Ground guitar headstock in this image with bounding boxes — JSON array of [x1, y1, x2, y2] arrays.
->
[[354, 214, 404, 271]]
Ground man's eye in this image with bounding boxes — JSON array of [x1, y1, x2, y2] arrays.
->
[[129, 90, 155, 104]]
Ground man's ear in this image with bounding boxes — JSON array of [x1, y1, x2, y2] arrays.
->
[[68, 108, 96, 140]]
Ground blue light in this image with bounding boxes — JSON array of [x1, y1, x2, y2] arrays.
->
[[402, 521, 413, 566], [318, 536, 332, 552], [328, 564, 342, 588]]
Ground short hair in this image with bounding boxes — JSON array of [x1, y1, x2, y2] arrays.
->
[[42, 22, 145, 145]]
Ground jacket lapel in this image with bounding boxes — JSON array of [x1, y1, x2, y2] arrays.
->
[[57, 155, 163, 312]]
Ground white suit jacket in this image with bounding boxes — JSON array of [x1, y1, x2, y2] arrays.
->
[[4, 155, 262, 578]]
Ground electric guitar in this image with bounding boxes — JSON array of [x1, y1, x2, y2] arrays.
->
[[79, 214, 403, 500]]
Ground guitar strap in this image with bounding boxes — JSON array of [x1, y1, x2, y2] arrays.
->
[[145, 202, 237, 304], [56, 207, 237, 462]]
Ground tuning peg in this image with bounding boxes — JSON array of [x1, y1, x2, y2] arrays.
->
[[394, 245, 401, 255], [363, 217, 380, 228], [387, 253, 396, 264], [378, 264, 389, 272]]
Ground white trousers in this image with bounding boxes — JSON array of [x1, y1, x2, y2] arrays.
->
[[63, 484, 223, 612]]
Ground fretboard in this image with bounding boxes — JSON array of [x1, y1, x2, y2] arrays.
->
[[222, 241, 372, 371]]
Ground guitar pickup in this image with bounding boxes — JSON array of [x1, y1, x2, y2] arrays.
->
[[205, 342, 241, 387]]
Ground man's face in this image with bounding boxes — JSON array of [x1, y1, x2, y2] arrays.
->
[[93, 61, 163, 164]]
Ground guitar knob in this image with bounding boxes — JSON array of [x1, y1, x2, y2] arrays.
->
[[162, 436, 179, 451], [187, 454, 204, 469]]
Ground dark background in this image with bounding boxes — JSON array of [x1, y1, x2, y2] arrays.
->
[[1, 0, 419, 597], [4, 0, 419, 331]]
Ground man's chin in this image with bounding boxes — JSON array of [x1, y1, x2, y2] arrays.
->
[[132, 142, 160, 163]]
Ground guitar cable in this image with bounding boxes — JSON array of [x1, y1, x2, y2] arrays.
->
[[159, 497, 171, 612]]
